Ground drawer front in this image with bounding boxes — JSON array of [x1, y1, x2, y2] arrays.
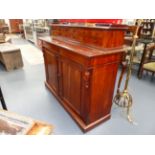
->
[[59, 48, 89, 67], [43, 41, 59, 53]]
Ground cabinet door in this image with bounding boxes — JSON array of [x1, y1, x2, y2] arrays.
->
[[44, 48, 59, 93], [59, 57, 83, 115]]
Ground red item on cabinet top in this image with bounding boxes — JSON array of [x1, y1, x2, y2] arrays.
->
[[59, 19, 123, 24]]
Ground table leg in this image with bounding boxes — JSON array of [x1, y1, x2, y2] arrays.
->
[[0, 87, 7, 110]]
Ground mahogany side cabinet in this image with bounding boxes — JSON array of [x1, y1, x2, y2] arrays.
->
[[40, 24, 128, 132]]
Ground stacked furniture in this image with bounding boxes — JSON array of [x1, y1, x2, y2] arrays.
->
[[0, 33, 5, 43], [40, 24, 128, 132], [138, 19, 155, 39], [1, 25, 9, 34], [0, 19, 9, 34], [0, 25, 9, 34], [0, 20, 9, 43]]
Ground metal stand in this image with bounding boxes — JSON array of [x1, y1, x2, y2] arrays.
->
[[113, 20, 142, 123]]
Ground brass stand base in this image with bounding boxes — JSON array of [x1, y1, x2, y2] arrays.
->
[[113, 90, 137, 125]]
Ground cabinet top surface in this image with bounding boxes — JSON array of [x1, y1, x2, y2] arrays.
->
[[51, 24, 129, 31], [40, 36, 125, 57]]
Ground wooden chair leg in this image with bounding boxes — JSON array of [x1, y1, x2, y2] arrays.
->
[[138, 68, 144, 79], [0, 87, 8, 110], [138, 44, 148, 79]]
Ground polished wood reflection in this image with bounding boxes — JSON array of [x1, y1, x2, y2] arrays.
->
[[40, 24, 127, 132]]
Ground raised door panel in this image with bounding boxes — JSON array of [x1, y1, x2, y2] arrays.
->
[[44, 49, 58, 93], [59, 57, 83, 115]]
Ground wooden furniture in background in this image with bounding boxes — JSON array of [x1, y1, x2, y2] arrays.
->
[[9, 19, 23, 33], [138, 43, 155, 78], [136, 19, 155, 39], [0, 25, 9, 34], [0, 33, 5, 43], [0, 43, 23, 71], [137, 39, 154, 78], [135, 19, 155, 78], [40, 24, 128, 132]]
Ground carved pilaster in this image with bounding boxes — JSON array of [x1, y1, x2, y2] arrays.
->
[[83, 71, 91, 89]]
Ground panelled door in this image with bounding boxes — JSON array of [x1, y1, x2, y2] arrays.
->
[[43, 48, 59, 94], [58, 56, 83, 115]]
